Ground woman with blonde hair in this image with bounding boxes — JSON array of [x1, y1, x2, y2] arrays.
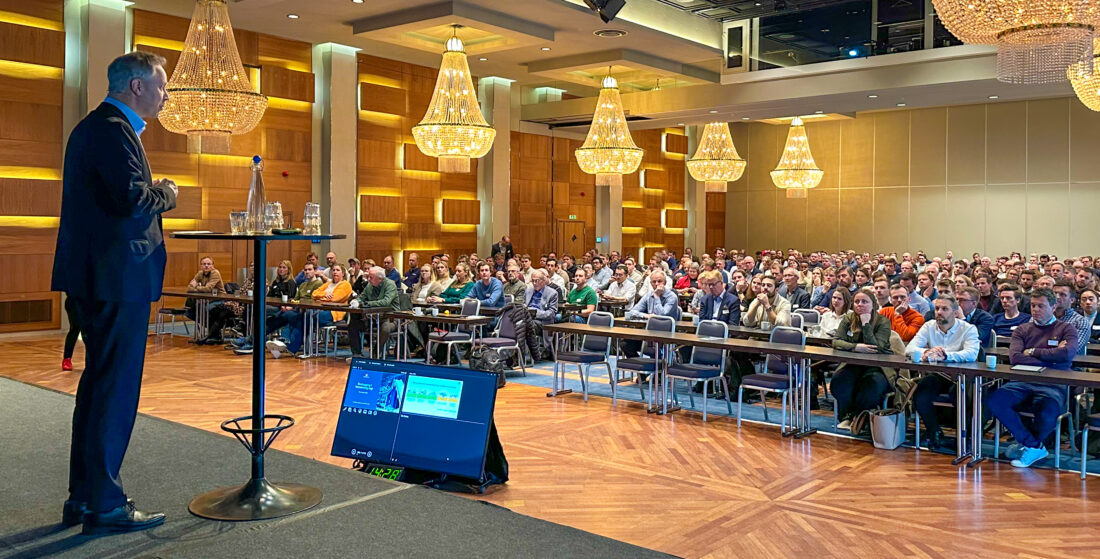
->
[[411, 263, 437, 301]]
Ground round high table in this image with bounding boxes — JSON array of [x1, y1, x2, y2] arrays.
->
[[171, 231, 345, 521]]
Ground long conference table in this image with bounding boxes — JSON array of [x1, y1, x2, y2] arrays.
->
[[543, 322, 1100, 467]]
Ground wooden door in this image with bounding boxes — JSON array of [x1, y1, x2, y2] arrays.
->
[[556, 220, 586, 258]]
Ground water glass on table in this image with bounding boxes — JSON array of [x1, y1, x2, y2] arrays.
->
[[229, 211, 247, 234], [760, 321, 773, 331]]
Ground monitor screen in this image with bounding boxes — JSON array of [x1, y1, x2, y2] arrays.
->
[[331, 358, 499, 479]]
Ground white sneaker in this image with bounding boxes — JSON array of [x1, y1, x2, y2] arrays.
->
[[1004, 443, 1023, 460], [296, 353, 310, 360], [837, 419, 852, 431], [266, 340, 286, 359], [1011, 445, 1049, 468]]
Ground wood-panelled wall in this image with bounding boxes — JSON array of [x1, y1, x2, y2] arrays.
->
[[725, 100, 1100, 257], [705, 192, 726, 254], [623, 128, 686, 262], [356, 54, 478, 266], [509, 132, 596, 258], [0, 0, 64, 332], [132, 10, 316, 292]]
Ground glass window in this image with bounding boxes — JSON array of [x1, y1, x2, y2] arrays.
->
[[757, 2, 873, 68]]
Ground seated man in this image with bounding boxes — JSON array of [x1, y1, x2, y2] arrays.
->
[[381, 255, 402, 287], [907, 295, 981, 450], [778, 266, 811, 311], [622, 270, 682, 357], [986, 288, 1077, 468], [502, 264, 527, 302], [545, 258, 569, 289], [266, 263, 323, 339], [294, 252, 320, 285], [602, 265, 637, 304], [1080, 288, 1099, 343], [696, 270, 740, 326], [524, 270, 559, 345], [347, 266, 399, 359], [402, 252, 420, 289], [470, 262, 504, 308], [993, 283, 1031, 337], [898, 272, 931, 316], [1053, 280, 1091, 355], [742, 275, 791, 328], [880, 284, 925, 343], [186, 256, 224, 321], [566, 269, 598, 323]]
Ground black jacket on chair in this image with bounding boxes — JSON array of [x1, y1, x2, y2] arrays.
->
[[52, 102, 176, 303]]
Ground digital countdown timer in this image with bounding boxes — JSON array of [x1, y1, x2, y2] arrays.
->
[[364, 463, 405, 481]]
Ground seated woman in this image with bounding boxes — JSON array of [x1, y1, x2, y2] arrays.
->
[[269, 264, 352, 358], [674, 263, 701, 292], [229, 261, 297, 353], [410, 264, 437, 302], [853, 267, 872, 291], [429, 262, 473, 304], [819, 287, 853, 337], [830, 288, 894, 431]]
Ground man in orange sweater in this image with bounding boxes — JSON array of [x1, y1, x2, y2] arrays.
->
[[880, 284, 925, 342]]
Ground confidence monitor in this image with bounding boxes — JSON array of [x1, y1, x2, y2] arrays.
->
[[331, 358, 499, 480]]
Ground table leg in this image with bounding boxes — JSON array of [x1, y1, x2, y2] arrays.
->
[[546, 330, 573, 397], [796, 358, 817, 438], [951, 374, 972, 465], [969, 375, 986, 466], [189, 238, 321, 521]]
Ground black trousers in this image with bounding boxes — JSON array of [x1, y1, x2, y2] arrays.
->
[[912, 374, 955, 436], [63, 296, 81, 359], [68, 297, 150, 512], [830, 365, 890, 420]]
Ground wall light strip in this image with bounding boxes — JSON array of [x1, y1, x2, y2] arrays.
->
[[0, 10, 63, 31], [358, 74, 403, 88], [268, 96, 312, 111], [0, 166, 62, 180], [0, 216, 60, 228], [133, 35, 185, 52], [162, 218, 199, 229], [357, 222, 402, 232], [441, 224, 477, 233], [0, 59, 63, 79]]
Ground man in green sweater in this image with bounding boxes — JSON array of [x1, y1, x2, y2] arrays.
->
[[348, 266, 399, 358]]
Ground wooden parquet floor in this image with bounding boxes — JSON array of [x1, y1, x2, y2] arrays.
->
[[5, 332, 1100, 558]]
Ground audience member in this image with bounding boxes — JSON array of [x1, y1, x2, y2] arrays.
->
[[831, 289, 894, 431], [1052, 280, 1091, 354], [897, 272, 931, 316], [696, 270, 740, 326], [402, 252, 420, 289], [779, 266, 811, 310], [429, 263, 473, 304], [410, 264, 436, 300], [907, 295, 981, 449], [956, 286, 994, 347], [502, 264, 528, 301], [491, 234, 514, 261], [525, 269, 558, 326], [974, 273, 1003, 314], [347, 266, 400, 359], [993, 283, 1031, 337], [470, 262, 504, 307], [987, 288, 1077, 468], [604, 265, 637, 302], [294, 253, 320, 284], [742, 276, 792, 328], [879, 285, 925, 342], [269, 264, 351, 358], [819, 288, 853, 337], [1080, 288, 1099, 343], [381, 255, 401, 286]]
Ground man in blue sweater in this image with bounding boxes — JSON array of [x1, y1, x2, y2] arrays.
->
[[471, 262, 503, 308], [986, 288, 1078, 468]]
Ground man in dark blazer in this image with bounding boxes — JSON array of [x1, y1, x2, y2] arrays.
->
[[52, 52, 176, 535], [490, 234, 514, 262], [697, 270, 741, 327]]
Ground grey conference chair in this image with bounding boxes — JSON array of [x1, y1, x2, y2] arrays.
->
[[738, 326, 805, 432], [426, 298, 481, 365], [615, 315, 676, 408], [554, 311, 615, 401], [665, 320, 731, 421]]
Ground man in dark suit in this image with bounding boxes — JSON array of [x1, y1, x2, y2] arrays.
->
[[52, 52, 176, 535], [697, 270, 741, 327], [491, 234, 514, 262], [957, 286, 995, 347]]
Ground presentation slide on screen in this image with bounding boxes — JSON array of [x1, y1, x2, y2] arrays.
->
[[402, 376, 463, 419], [342, 369, 408, 415]]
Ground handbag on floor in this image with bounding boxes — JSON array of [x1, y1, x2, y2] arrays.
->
[[869, 409, 907, 450]]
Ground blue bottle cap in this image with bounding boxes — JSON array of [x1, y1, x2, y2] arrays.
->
[[252, 155, 262, 164]]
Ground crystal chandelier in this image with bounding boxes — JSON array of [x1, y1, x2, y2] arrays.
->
[[159, 0, 267, 153], [412, 28, 495, 174], [770, 117, 823, 199], [931, 0, 1100, 84], [687, 121, 746, 193], [1069, 38, 1100, 110], [575, 74, 643, 187]]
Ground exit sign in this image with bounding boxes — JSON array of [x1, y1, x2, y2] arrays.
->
[[568, 214, 577, 220]]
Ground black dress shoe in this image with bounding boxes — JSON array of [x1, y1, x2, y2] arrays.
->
[[63, 498, 135, 527], [82, 501, 165, 536]]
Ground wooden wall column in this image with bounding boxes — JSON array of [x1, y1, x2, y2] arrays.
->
[[313, 43, 358, 259], [85, 0, 130, 113], [684, 124, 705, 253], [476, 77, 511, 256]]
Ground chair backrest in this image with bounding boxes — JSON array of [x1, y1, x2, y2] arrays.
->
[[793, 308, 820, 325], [460, 298, 480, 316], [985, 330, 998, 350], [691, 320, 728, 367], [503, 294, 515, 305], [790, 313, 803, 330], [765, 326, 805, 374], [498, 303, 521, 340], [641, 315, 676, 357], [582, 311, 615, 354]]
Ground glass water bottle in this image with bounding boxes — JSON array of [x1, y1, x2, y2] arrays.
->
[[246, 155, 267, 234]]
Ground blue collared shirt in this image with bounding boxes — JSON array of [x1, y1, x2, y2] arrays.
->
[[103, 96, 146, 136]]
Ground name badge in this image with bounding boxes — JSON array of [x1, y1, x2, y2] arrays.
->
[[1048, 339, 1059, 346]]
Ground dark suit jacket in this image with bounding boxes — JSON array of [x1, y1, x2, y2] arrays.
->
[[491, 242, 514, 261], [699, 291, 741, 327], [965, 308, 996, 347], [52, 102, 176, 303]]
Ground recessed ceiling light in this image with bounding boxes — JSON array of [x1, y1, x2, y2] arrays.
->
[[594, 29, 627, 38], [676, 122, 684, 126], [988, 95, 999, 99], [709, 110, 718, 114], [741, 117, 750, 120], [286, 13, 299, 19], [352, 0, 364, 3], [541, 47, 551, 51], [896, 102, 906, 107], [479, 57, 487, 61], [814, 110, 824, 114], [868, 94, 878, 98]]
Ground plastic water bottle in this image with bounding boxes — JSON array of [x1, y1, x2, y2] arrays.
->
[[246, 155, 266, 234]]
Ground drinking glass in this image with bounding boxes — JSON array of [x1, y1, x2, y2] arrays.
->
[[264, 201, 283, 230], [229, 211, 247, 234], [303, 202, 321, 235]]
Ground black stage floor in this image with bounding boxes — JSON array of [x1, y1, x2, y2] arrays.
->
[[0, 377, 673, 559]]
